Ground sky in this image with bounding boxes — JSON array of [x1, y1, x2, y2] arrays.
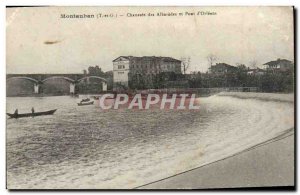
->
[[6, 6, 294, 74]]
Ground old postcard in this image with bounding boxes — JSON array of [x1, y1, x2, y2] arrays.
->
[[6, 6, 294, 189]]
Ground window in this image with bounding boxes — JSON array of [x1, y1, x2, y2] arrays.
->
[[118, 65, 125, 69]]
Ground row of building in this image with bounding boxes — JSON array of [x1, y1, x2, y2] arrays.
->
[[112, 56, 294, 89], [209, 58, 294, 76]]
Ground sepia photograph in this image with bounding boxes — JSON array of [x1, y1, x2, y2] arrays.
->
[[6, 6, 295, 190]]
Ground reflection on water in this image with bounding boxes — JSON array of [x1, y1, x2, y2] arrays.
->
[[6, 95, 294, 189]]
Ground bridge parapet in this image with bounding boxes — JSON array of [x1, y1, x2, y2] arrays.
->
[[7, 74, 107, 82], [7, 74, 108, 94], [7, 74, 84, 82]]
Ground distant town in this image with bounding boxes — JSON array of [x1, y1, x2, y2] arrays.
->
[[6, 55, 294, 97], [112, 55, 294, 93]]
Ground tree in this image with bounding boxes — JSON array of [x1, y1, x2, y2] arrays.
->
[[87, 65, 105, 76], [206, 54, 218, 68], [249, 60, 258, 69], [236, 63, 247, 71]]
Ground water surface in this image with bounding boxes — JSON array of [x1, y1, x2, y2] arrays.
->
[[6, 95, 294, 189]]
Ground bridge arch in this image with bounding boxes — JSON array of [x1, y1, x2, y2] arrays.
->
[[77, 76, 108, 92], [41, 76, 76, 94], [77, 76, 107, 83], [42, 76, 75, 83], [6, 76, 39, 83]]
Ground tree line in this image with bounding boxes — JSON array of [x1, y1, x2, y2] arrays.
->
[[188, 68, 294, 93]]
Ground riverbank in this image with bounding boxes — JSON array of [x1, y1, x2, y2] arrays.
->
[[138, 130, 294, 189], [217, 92, 294, 103]]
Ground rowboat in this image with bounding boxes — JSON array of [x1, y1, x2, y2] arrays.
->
[[77, 101, 94, 106], [6, 109, 57, 119]]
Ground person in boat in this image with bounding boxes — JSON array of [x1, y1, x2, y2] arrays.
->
[[14, 109, 18, 117], [31, 107, 35, 114], [81, 98, 90, 103]]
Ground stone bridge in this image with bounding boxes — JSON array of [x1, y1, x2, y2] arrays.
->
[[6, 74, 108, 94]]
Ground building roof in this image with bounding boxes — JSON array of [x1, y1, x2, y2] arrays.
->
[[212, 63, 237, 69], [112, 56, 132, 62], [263, 58, 293, 66], [112, 56, 181, 62]]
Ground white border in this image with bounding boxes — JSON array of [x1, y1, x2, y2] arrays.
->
[[0, 0, 297, 6], [0, 0, 298, 195]]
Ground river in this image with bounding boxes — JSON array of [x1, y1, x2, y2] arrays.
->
[[6, 94, 294, 189]]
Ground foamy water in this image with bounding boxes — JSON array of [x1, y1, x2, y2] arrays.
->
[[6, 93, 294, 189]]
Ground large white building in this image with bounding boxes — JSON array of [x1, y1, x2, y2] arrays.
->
[[113, 56, 182, 89]]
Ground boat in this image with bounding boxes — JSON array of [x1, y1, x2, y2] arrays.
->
[[80, 98, 90, 103], [77, 101, 94, 106], [6, 109, 57, 119]]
